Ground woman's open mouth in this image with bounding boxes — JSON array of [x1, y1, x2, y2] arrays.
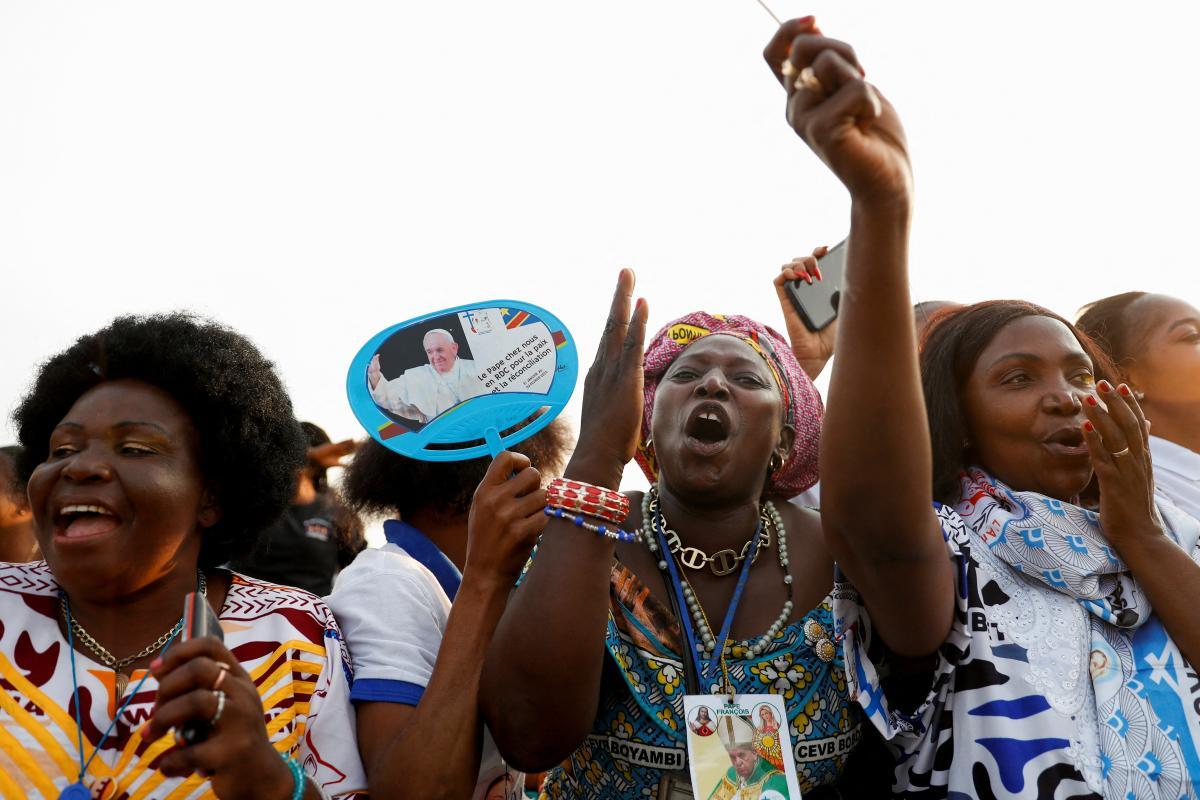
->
[[53, 503, 122, 541], [684, 403, 733, 455], [1043, 427, 1090, 458]]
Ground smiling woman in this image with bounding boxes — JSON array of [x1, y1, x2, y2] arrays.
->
[[828, 297, 1200, 797], [4, 314, 367, 800]]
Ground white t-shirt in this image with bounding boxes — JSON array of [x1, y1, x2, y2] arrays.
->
[[1150, 434, 1200, 522], [326, 520, 522, 800]]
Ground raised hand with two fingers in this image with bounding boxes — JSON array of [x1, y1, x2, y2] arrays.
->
[[567, 269, 649, 490]]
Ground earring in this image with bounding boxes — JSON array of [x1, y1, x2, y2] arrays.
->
[[769, 453, 784, 473], [645, 437, 654, 452]]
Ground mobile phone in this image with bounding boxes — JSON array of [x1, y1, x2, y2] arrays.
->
[[175, 592, 224, 746], [784, 239, 847, 332]]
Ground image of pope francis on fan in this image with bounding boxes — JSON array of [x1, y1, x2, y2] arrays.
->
[[368, 327, 482, 424]]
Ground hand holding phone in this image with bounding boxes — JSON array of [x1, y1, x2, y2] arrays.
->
[[174, 592, 224, 746], [783, 239, 847, 332]]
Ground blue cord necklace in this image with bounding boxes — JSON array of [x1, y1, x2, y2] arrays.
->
[[57, 575, 201, 800]]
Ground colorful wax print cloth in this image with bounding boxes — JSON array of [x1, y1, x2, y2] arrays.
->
[[835, 468, 1200, 799], [539, 562, 862, 799], [0, 561, 367, 800]]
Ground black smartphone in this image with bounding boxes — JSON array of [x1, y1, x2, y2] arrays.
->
[[175, 592, 224, 746], [784, 239, 847, 332]]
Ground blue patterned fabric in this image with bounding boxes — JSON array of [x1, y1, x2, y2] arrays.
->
[[835, 471, 1200, 799], [540, 563, 862, 799]]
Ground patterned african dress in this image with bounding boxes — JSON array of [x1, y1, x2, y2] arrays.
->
[[834, 502, 1200, 799], [539, 562, 862, 799], [0, 561, 367, 800]]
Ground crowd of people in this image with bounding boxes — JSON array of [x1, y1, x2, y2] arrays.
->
[[2, 15, 1199, 800]]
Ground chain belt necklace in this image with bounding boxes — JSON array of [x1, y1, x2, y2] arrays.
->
[[645, 491, 770, 576], [643, 487, 795, 659]]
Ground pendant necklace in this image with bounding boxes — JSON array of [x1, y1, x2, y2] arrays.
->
[[642, 486, 795, 658], [57, 570, 204, 799]]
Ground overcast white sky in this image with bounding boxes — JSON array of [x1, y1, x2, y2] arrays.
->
[[3, 2, 1198, 509]]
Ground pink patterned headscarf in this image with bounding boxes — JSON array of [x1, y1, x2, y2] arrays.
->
[[634, 311, 823, 498]]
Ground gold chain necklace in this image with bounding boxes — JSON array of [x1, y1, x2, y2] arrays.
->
[[647, 491, 771, 576], [60, 570, 206, 672]]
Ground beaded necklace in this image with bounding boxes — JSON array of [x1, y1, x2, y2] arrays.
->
[[641, 487, 795, 659]]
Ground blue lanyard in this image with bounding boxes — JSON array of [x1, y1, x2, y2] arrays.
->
[[653, 508, 762, 692], [61, 593, 180, 798]]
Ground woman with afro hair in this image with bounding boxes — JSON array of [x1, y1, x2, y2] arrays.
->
[[3, 313, 366, 800]]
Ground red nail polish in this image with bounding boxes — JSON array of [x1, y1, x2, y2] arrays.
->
[[1118, 384, 1131, 396], [1086, 395, 1098, 406], [814, 266, 823, 281], [1083, 420, 1095, 432], [150, 657, 163, 670], [1098, 380, 1112, 392]]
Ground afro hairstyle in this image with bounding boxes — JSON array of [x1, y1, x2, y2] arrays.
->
[[341, 417, 574, 520], [13, 313, 307, 567]]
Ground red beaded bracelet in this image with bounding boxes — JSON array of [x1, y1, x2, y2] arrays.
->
[[546, 478, 629, 526]]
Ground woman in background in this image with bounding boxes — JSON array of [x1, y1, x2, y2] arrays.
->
[[1078, 292, 1200, 520], [231, 421, 365, 595]]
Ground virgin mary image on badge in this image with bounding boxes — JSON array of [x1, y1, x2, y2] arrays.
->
[[707, 715, 792, 800]]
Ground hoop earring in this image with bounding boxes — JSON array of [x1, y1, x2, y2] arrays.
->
[[769, 453, 783, 473]]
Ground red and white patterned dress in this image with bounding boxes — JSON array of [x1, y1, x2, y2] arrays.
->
[[0, 561, 368, 799]]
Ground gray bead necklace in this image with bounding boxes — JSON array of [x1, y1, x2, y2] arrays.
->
[[641, 487, 795, 658]]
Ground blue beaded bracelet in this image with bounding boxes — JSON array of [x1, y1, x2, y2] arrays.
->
[[544, 506, 638, 542], [282, 752, 304, 800]]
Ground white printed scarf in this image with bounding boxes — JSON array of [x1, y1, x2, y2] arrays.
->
[[955, 468, 1200, 799]]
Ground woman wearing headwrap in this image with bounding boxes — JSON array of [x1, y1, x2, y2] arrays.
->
[[481, 282, 884, 797]]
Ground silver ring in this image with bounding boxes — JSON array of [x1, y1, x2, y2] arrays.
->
[[210, 689, 227, 726], [794, 66, 824, 94], [1110, 446, 1131, 459]]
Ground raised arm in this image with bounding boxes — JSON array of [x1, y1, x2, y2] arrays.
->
[[763, 18, 952, 657], [353, 452, 546, 799], [480, 270, 648, 770]]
